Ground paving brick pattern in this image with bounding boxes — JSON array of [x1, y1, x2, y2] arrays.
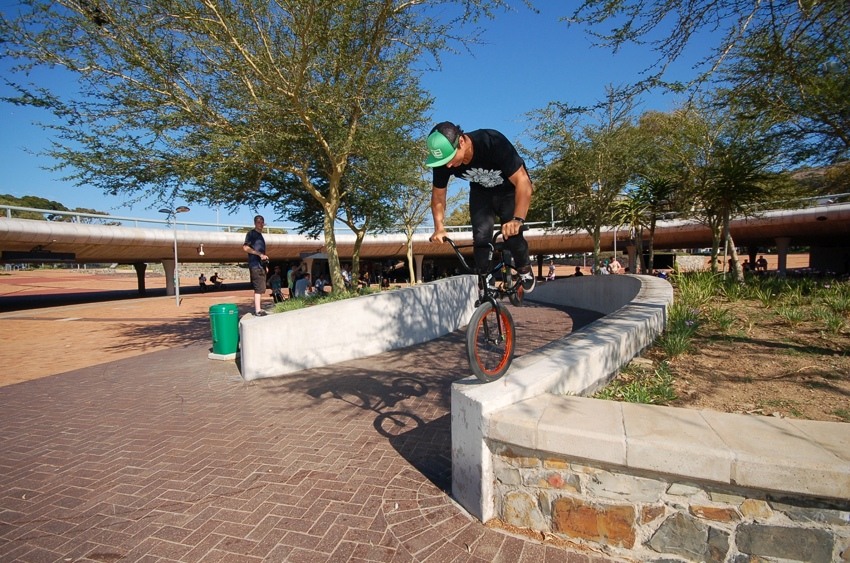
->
[[0, 299, 614, 562]]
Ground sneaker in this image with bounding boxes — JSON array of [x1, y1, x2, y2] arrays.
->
[[252, 310, 268, 317], [519, 267, 536, 293]]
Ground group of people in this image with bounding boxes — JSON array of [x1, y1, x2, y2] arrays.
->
[[197, 272, 223, 293], [266, 263, 330, 303], [742, 255, 770, 272]]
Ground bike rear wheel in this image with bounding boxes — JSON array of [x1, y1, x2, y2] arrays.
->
[[505, 267, 524, 307], [466, 302, 515, 383], [502, 251, 524, 307]]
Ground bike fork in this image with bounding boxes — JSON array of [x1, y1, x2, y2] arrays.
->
[[483, 302, 506, 344]]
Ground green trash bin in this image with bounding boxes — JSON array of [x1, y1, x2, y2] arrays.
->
[[209, 303, 239, 355]]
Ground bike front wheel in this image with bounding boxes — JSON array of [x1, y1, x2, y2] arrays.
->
[[466, 302, 515, 383]]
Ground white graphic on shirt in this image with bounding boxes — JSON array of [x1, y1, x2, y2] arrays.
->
[[461, 168, 504, 188]]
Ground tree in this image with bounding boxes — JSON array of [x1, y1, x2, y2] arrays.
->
[[718, 4, 850, 165], [532, 91, 640, 272], [704, 131, 789, 282], [1, 0, 511, 292], [567, 1, 850, 164], [443, 192, 470, 227]]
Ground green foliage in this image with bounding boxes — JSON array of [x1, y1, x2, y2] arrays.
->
[[271, 286, 379, 313], [0, 194, 116, 223], [775, 305, 805, 328], [594, 361, 677, 405], [832, 409, 850, 423], [670, 270, 717, 310], [706, 306, 735, 332], [2, 0, 513, 292], [531, 90, 642, 270], [567, 1, 849, 164]]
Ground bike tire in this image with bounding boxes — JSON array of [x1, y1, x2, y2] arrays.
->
[[466, 302, 515, 383], [507, 268, 524, 307], [503, 252, 524, 307]]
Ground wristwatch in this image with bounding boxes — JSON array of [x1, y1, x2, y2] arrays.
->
[[513, 216, 525, 224]]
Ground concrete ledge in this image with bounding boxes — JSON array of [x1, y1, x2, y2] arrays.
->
[[451, 275, 674, 521], [488, 395, 850, 501], [239, 275, 477, 380]]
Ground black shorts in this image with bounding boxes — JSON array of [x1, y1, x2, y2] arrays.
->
[[250, 267, 267, 294]]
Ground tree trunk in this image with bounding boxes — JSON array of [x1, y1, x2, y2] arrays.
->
[[323, 210, 344, 293], [405, 229, 416, 285], [350, 229, 366, 286], [592, 225, 602, 274], [648, 219, 658, 273], [723, 209, 744, 282]]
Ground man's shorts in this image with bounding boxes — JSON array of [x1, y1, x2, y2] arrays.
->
[[250, 267, 267, 294]]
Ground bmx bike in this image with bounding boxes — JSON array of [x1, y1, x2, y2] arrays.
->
[[445, 230, 529, 383]]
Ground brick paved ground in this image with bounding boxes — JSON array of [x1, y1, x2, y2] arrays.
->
[[0, 272, 616, 562]]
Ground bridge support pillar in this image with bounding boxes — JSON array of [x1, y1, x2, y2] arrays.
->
[[133, 263, 147, 296], [776, 237, 791, 276], [162, 259, 176, 296]]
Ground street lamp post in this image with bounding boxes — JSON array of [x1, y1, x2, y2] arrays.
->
[[159, 206, 190, 306]]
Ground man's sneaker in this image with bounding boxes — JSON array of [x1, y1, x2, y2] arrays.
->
[[519, 267, 536, 293], [253, 310, 268, 317]]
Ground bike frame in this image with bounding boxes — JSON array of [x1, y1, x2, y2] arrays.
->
[[445, 231, 523, 305]]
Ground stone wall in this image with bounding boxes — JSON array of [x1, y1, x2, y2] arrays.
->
[[492, 443, 850, 563]]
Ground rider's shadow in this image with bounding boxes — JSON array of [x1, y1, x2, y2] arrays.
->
[[306, 375, 452, 490], [307, 375, 428, 414]]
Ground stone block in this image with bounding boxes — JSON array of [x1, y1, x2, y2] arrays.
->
[[689, 505, 741, 523], [736, 523, 834, 563], [739, 499, 773, 520], [502, 491, 548, 531], [552, 496, 636, 548], [648, 512, 709, 561]]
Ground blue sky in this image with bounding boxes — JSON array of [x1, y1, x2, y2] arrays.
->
[[0, 2, 703, 228]]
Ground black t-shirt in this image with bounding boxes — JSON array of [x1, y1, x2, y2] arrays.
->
[[244, 229, 266, 268], [431, 129, 525, 192]]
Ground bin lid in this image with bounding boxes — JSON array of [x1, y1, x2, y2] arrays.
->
[[209, 303, 239, 314]]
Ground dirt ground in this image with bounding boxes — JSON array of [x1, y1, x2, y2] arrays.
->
[[651, 299, 850, 423]]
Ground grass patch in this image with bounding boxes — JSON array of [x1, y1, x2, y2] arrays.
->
[[832, 409, 850, 423], [774, 304, 806, 328], [271, 287, 380, 313], [594, 362, 677, 405]]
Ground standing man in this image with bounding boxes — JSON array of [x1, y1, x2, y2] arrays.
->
[[425, 121, 535, 292], [242, 214, 269, 316]]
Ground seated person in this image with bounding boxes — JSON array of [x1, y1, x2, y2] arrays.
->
[[358, 271, 370, 289], [293, 272, 310, 298], [269, 266, 284, 303], [314, 274, 327, 294], [210, 272, 224, 289]]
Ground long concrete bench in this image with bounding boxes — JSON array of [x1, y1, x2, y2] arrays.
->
[[238, 275, 477, 380]]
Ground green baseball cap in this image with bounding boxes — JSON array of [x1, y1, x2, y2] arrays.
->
[[425, 130, 458, 167]]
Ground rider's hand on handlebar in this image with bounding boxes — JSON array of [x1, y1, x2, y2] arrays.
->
[[501, 219, 523, 239], [429, 230, 448, 243]]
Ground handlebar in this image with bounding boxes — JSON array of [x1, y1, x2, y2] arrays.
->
[[443, 229, 511, 275]]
